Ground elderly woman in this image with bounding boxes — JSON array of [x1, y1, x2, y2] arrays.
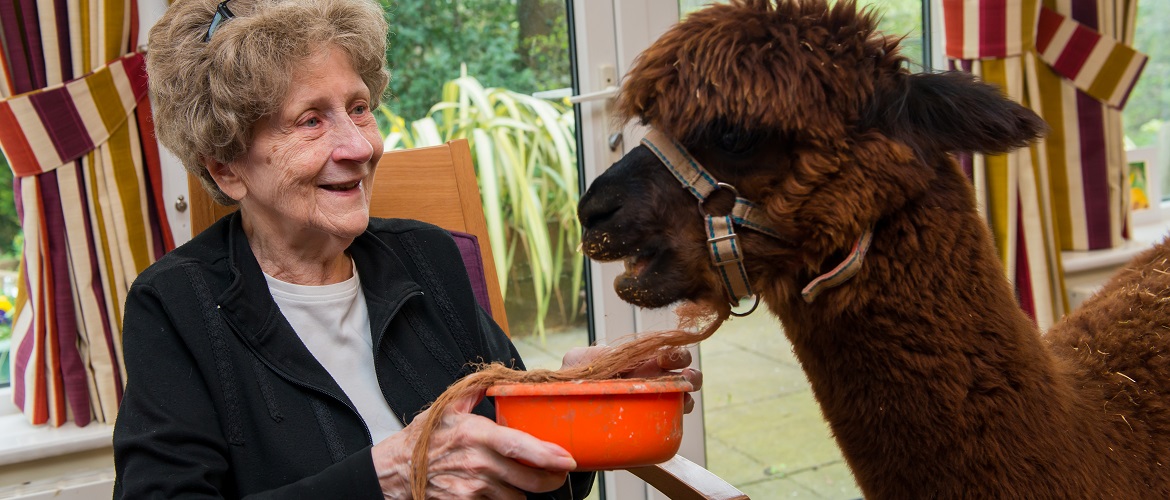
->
[[112, 0, 701, 498]]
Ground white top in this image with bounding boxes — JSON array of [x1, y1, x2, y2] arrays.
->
[[264, 265, 403, 443]]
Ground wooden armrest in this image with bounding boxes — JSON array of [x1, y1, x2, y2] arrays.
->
[[627, 455, 749, 500]]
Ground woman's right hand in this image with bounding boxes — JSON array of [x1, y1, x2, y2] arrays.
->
[[371, 388, 576, 499]]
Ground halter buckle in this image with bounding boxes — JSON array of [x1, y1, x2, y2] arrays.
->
[[706, 233, 743, 265]]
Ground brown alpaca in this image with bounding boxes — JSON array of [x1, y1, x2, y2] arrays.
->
[[577, 0, 1170, 498]]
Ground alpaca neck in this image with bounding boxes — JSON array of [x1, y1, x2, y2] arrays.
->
[[761, 179, 1105, 495]]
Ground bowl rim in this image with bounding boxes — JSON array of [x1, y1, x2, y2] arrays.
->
[[487, 375, 693, 397]]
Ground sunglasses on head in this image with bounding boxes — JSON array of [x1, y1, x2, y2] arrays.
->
[[203, 0, 236, 42]]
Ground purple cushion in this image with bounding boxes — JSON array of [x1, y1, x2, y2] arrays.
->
[[448, 230, 493, 317]]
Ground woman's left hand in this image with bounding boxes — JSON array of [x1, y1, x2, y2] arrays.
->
[[561, 346, 703, 413]]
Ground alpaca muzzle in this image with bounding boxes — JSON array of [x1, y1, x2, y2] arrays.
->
[[639, 129, 873, 306]]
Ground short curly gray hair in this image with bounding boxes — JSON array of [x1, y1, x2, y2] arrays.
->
[[147, 0, 390, 205]]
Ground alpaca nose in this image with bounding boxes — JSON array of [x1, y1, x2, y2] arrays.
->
[[579, 144, 659, 230], [577, 181, 620, 230]]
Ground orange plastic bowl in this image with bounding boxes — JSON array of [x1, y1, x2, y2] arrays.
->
[[486, 375, 693, 471]]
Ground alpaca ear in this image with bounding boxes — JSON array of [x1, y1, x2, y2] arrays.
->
[[865, 71, 1047, 155]]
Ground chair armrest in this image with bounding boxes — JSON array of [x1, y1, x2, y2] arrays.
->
[[627, 454, 749, 500]]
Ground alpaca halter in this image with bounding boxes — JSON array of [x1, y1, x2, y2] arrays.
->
[[640, 129, 874, 306]]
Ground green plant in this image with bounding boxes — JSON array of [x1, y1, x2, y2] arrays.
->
[[381, 0, 539, 121], [378, 71, 582, 340]]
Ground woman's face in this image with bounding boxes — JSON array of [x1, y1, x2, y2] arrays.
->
[[212, 45, 383, 247]]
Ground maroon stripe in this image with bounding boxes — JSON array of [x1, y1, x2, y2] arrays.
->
[[1070, 0, 1097, 30], [979, 0, 1009, 58], [50, 0, 71, 81], [1014, 208, 1035, 321], [957, 152, 974, 181], [0, 0, 47, 94], [1075, 91, 1110, 250], [40, 169, 93, 426], [29, 87, 95, 166], [123, 52, 150, 101], [1035, 7, 1062, 53], [137, 97, 176, 255], [1052, 24, 1100, 77]]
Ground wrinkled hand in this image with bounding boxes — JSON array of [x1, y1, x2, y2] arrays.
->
[[561, 345, 704, 413], [371, 388, 575, 499]]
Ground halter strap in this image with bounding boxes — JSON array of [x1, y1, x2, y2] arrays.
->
[[640, 128, 872, 306], [642, 129, 784, 240], [800, 228, 874, 303]]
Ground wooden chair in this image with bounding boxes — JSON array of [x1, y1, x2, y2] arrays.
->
[[187, 139, 747, 499]]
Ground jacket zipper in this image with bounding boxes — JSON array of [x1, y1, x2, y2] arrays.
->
[[372, 290, 424, 424], [222, 289, 424, 446]]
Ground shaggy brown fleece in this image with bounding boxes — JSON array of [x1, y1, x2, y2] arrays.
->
[[576, 0, 1170, 498]]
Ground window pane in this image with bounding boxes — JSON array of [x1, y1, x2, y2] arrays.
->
[[1122, 1, 1169, 201], [375, 1, 589, 368], [0, 151, 19, 390]]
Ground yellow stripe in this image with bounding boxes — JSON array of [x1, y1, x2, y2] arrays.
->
[[979, 59, 1012, 263], [1089, 45, 1133, 104], [1021, 0, 1039, 52], [86, 68, 123, 132], [1107, 54, 1145, 107], [104, 125, 151, 276], [102, 1, 128, 64], [1034, 62, 1073, 249], [80, 0, 92, 72]]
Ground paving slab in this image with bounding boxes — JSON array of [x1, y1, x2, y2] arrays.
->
[[701, 315, 862, 499], [699, 348, 810, 410], [787, 461, 862, 499], [737, 475, 825, 499]]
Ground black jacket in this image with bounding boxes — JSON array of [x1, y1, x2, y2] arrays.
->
[[113, 213, 592, 499]]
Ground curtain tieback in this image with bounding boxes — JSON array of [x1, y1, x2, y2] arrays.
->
[[0, 52, 148, 178], [1035, 6, 1147, 109]]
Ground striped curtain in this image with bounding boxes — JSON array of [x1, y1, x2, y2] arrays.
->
[[0, 1, 174, 427], [941, 0, 1146, 330]]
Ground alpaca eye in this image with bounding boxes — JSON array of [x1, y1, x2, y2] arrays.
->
[[719, 131, 757, 154]]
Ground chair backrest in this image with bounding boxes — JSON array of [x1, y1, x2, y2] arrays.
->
[[369, 139, 509, 335]]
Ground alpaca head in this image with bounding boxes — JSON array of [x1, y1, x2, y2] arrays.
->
[[578, 0, 1045, 310]]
